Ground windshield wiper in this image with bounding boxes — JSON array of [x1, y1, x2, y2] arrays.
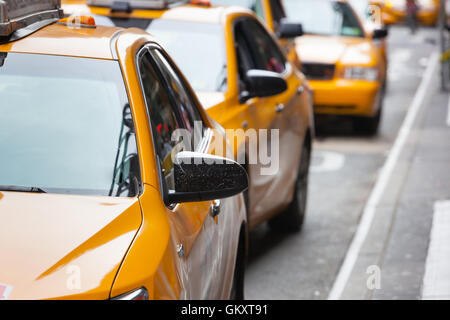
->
[[0, 185, 47, 193]]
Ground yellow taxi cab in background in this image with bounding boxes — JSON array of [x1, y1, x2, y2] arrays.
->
[[63, 0, 315, 232], [210, 0, 304, 69], [0, 0, 249, 300], [372, 0, 440, 26], [371, 0, 406, 24], [348, 0, 388, 80], [283, 0, 388, 135]]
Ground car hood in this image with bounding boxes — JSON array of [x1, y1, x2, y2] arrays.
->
[[0, 191, 142, 300], [295, 35, 376, 66]]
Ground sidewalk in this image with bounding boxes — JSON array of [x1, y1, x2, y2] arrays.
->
[[335, 53, 450, 299]]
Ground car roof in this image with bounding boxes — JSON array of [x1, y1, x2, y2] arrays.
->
[[62, 1, 254, 25], [0, 22, 134, 60]]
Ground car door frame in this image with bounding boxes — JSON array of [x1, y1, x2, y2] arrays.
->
[[147, 46, 248, 299], [136, 42, 244, 299]]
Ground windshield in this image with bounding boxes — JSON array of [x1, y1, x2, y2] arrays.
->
[[283, 0, 365, 37], [210, 0, 264, 15], [92, 16, 227, 93], [348, 0, 370, 21], [0, 53, 140, 197]]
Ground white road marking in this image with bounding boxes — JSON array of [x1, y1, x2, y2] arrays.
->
[[390, 49, 412, 63], [422, 201, 450, 300], [310, 151, 345, 173], [419, 57, 429, 68], [328, 52, 440, 300], [388, 49, 413, 82]]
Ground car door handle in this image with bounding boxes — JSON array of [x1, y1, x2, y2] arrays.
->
[[275, 103, 285, 113], [297, 85, 305, 95], [210, 200, 221, 218]]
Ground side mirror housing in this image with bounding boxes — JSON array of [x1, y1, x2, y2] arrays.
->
[[165, 152, 249, 204], [372, 28, 388, 39], [278, 21, 304, 39], [241, 69, 287, 103]]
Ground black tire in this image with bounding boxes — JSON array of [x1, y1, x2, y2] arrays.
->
[[353, 85, 385, 136], [353, 108, 381, 136], [268, 143, 310, 233]]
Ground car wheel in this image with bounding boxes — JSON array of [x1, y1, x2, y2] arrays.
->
[[353, 107, 381, 136], [268, 143, 310, 233], [353, 85, 385, 136]]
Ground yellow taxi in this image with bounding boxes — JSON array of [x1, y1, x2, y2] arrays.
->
[[349, 0, 388, 80], [0, 0, 249, 300], [372, 0, 440, 26], [63, 0, 315, 231], [283, 0, 387, 134]]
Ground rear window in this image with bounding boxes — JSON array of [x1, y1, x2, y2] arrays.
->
[[92, 16, 228, 93], [210, 0, 265, 20]]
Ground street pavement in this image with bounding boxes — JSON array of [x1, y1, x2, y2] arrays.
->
[[244, 25, 448, 300]]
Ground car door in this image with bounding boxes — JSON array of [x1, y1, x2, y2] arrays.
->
[[234, 17, 307, 225], [137, 47, 222, 299]]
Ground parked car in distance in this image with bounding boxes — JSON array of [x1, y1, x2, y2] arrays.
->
[[371, 0, 440, 26], [348, 0, 388, 79], [283, 0, 388, 135]]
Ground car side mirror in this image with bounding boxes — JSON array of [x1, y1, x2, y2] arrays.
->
[[165, 152, 248, 204], [372, 28, 388, 39], [240, 69, 287, 103], [278, 21, 304, 39]]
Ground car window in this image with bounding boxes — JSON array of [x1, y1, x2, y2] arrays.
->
[[234, 22, 258, 93], [283, 0, 365, 37], [239, 18, 286, 74], [146, 20, 227, 93], [269, 0, 286, 33], [348, 0, 371, 22], [138, 51, 183, 186], [210, 0, 259, 11], [150, 48, 205, 147], [254, 0, 265, 21], [0, 53, 140, 197], [210, 0, 265, 19]]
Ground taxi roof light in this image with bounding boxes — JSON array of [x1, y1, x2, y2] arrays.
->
[[190, 0, 210, 6], [0, 0, 63, 38], [58, 15, 96, 27], [87, 0, 187, 10]]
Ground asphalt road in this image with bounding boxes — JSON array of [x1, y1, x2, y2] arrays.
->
[[244, 25, 442, 300]]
